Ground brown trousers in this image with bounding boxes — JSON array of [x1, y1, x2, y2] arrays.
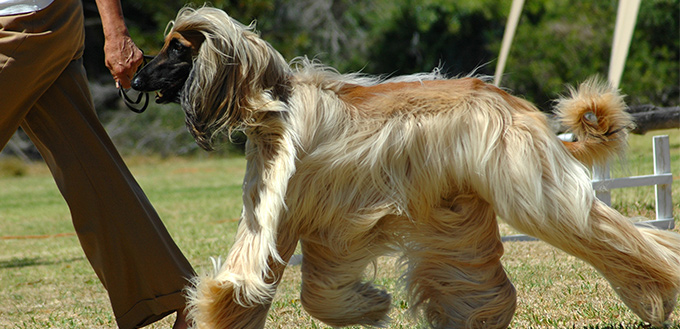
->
[[0, 1, 194, 328]]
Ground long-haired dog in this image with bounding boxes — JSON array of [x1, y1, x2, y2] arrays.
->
[[132, 7, 680, 329]]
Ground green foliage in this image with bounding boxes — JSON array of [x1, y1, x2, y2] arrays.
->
[[110, 0, 677, 103], [500, 1, 615, 107], [622, 0, 679, 106], [366, 0, 506, 76], [500, 0, 678, 109]]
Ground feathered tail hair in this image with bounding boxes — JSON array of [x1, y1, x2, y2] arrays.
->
[[172, 7, 291, 150], [555, 77, 633, 166]]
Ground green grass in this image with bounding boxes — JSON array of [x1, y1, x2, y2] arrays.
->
[[0, 130, 678, 328]]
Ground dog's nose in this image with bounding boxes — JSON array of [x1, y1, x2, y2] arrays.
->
[[130, 76, 144, 91]]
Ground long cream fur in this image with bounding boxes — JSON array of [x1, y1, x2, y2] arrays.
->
[[167, 7, 680, 329]]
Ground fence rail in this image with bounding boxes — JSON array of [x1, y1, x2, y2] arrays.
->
[[502, 135, 674, 242]]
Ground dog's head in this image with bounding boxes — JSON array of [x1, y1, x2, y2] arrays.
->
[[131, 7, 290, 150], [131, 30, 204, 104]]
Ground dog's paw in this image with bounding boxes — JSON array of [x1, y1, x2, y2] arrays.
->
[[302, 282, 392, 327]]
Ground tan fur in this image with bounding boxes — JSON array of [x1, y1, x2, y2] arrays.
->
[[163, 7, 680, 329]]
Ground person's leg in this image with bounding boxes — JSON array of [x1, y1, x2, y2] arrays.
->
[[1, 1, 194, 327], [21, 57, 194, 329]]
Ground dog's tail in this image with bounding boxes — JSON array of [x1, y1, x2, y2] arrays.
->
[[554, 77, 633, 166]]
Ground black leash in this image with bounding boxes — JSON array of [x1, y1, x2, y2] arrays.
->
[[118, 54, 155, 113]]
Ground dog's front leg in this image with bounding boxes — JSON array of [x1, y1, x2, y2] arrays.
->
[[227, 131, 298, 298], [188, 228, 298, 329], [189, 129, 299, 329]]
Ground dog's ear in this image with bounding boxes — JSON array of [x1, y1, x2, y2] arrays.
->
[[179, 30, 206, 56], [174, 7, 292, 150], [261, 43, 291, 101]]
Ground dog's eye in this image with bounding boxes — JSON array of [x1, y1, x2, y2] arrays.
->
[[171, 43, 183, 53], [169, 39, 188, 55]]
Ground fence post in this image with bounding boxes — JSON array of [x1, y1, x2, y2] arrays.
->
[[653, 136, 673, 228], [593, 163, 612, 206]]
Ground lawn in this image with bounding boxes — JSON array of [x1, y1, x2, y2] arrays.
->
[[0, 129, 678, 328]]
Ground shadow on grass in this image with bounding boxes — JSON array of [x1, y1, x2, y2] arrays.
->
[[0, 256, 84, 269]]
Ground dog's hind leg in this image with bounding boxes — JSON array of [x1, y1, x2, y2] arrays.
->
[[576, 201, 680, 323], [404, 194, 516, 329], [480, 120, 680, 326], [298, 235, 393, 327], [506, 199, 680, 325]]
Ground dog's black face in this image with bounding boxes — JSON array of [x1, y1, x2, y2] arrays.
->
[[131, 31, 204, 103]]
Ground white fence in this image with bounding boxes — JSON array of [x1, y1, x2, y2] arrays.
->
[[502, 135, 674, 242]]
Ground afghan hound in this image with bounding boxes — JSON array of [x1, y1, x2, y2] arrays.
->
[[131, 6, 680, 329]]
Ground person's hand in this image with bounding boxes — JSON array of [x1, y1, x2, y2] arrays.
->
[[95, 0, 143, 89], [104, 34, 143, 89]]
